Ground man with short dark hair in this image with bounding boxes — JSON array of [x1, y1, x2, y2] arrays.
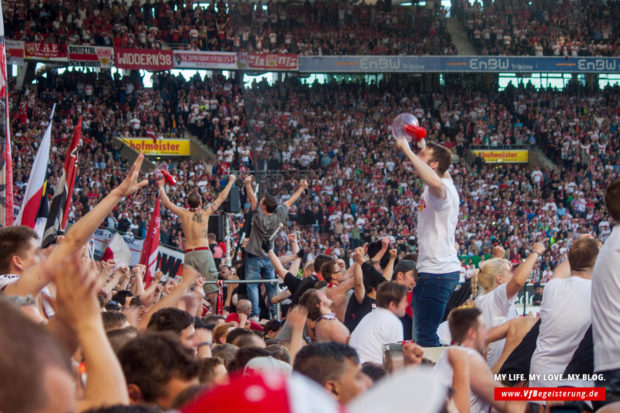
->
[[349, 282, 409, 363], [592, 177, 620, 406], [0, 226, 52, 317], [395, 137, 461, 347], [435, 307, 522, 413], [392, 259, 418, 340], [118, 333, 200, 410], [243, 175, 308, 319], [147, 308, 196, 352], [293, 342, 371, 405], [158, 175, 237, 302]]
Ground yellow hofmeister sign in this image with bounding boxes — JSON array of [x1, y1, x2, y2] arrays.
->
[[471, 149, 528, 163], [120, 137, 190, 156]]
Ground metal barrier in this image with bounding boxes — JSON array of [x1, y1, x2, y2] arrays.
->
[[204, 279, 282, 320]]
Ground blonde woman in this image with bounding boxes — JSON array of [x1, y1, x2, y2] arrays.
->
[[472, 242, 546, 368]]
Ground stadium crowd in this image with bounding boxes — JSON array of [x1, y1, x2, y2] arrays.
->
[[9, 70, 618, 286], [453, 0, 618, 56], [3, 0, 456, 56]]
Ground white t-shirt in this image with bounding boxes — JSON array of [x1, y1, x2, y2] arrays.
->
[[434, 346, 490, 413], [349, 307, 403, 364], [416, 178, 461, 274], [530, 276, 592, 387], [592, 225, 620, 372], [0, 274, 56, 318], [476, 282, 518, 368]]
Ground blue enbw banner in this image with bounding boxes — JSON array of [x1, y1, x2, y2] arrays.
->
[[299, 56, 620, 73]]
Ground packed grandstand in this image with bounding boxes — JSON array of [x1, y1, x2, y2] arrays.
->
[[0, 0, 619, 412]]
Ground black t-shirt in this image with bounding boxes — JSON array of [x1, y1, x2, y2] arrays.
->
[[291, 274, 319, 305], [344, 294, 376, 333], [284, 272, 303, 296]]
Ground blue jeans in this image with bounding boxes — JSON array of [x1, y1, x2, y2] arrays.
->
[[245, 254, 277, 318], [411, 271, 460, 347]]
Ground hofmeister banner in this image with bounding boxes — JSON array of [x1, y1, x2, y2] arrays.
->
[[173, 50, 237, 69], [114, 48, 173, 70], [471, 149, 529, 163], [119, 137, 190, 156]]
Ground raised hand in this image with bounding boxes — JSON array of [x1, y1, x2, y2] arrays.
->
[[54, 251, 103, 331], [403, 341, 424, 366], [493, 245, 506, 259], [352, 247, 366, 264], [115, 152, 148, 197]]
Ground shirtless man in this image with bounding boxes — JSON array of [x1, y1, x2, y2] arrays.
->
[[158, 175, 236, 300], [322, 259, 356, 322]]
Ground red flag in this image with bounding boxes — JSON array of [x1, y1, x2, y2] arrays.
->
[[0, 8, 13, 226], [139, 197, 161, 287], [61, 117, 82, 229], [17, 105, 55, 228]]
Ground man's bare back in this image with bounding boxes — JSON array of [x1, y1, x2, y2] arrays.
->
[[158, 175, 236, 250]]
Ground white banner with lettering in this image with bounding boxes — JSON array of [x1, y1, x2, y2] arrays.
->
[[91, 228, 184, 278]]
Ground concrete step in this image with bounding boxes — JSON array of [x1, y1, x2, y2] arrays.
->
[[447, 17, 477, 55]]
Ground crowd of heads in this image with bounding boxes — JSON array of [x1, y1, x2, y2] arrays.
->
[[9, 68, 619, 283], [453, 0, 618, 56], [3, 0, 456, 56]]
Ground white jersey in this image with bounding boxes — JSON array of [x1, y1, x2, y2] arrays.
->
[[416, 178, 461, 274], [476, 283, 518, 368], [349, 307, 403, 364], [434, 346, 490, 413], [530, 276, 592, 387], [592, 225, 620, 372]]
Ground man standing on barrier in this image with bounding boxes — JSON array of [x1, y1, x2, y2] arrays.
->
[[158, 175, 237, 303], [244, 175, 308, 320], [395, 137, 461, 347]]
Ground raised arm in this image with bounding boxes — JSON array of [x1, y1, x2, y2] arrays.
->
[[284, 179, 308, 209], [137, 265, 201, 330], [506, 242, 545, 298], [268, 249, 289, 280], [352, 247, 366, 304], [447, 348, 471, 413], [395, 137, 446, 200], [209, 175, 237, 213], [383, 248, 397, 281], [245, 176, 258, 211], [54, 252, 129, 411], [6, 154, 148, 298], [158, 179, 186, 216]]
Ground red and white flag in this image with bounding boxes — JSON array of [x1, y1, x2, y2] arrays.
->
[[42, 116, 82, 246], [0, 5, 14, 227], [139, 197, 160, 287], [16, 105, 55, 228], [101, 232, 131, 268]]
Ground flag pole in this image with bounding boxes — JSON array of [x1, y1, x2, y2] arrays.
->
[[0, 2, 14, 226]]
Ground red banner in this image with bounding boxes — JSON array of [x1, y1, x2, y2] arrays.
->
[[238, 53, 298, 71], [24, 42, 67, 60], [114, 48, 173, 71]]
